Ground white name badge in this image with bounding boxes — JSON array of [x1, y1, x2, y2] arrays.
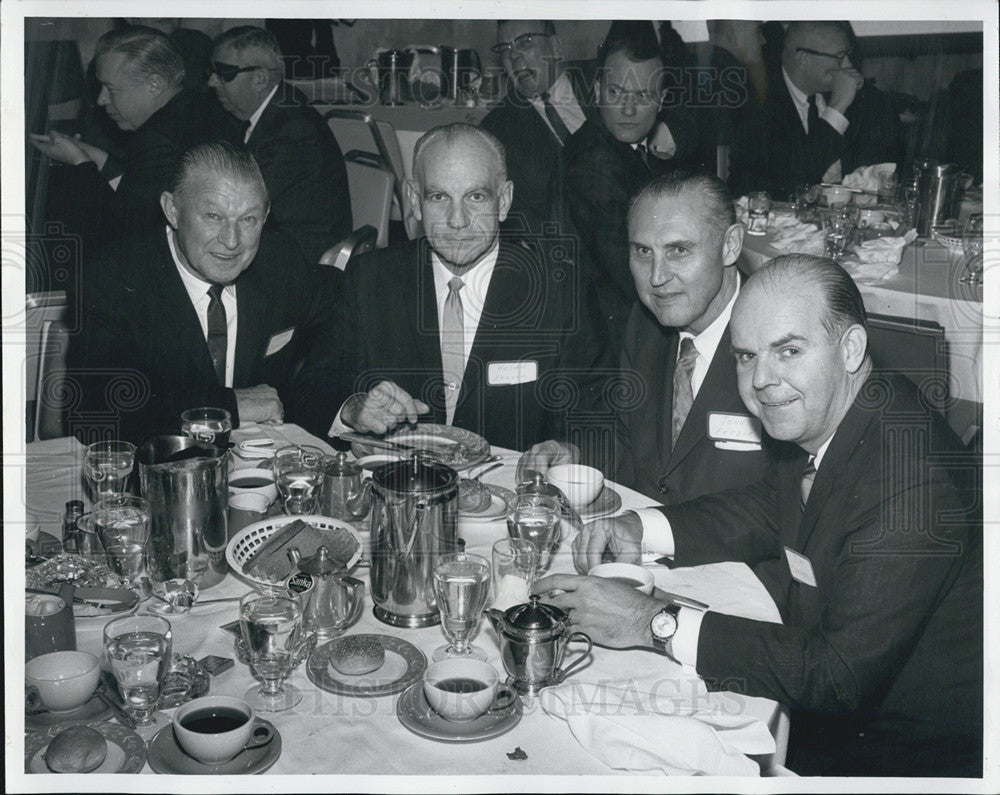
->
[[487, 360, 538, 386], [265, 327, 295, 357], [707, 412, 762, 444], [784, 547, 818, 588]]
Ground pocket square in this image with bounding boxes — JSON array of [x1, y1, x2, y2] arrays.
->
[[265, 327, 295, 357]]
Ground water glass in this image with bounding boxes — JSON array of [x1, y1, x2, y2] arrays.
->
[[960, 213, 984, 285], [492, 538, 538, 611], [506, 494, 561, 574], [181, 407, 233, 446], [877, 171, 898, 204], [433, 552, 492, 662], [84, 440, 136, 501], [240, 588, 307, 711], [794, 183, 819, 222], [94, 495, 151, 590], [273, 445, 326, 515], [104, 614, 172, 739], [747, 191, 771, 235]]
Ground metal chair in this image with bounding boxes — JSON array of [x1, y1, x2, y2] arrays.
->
[[342, 153, 395, 248], [320, 225, 378, 271], [866, 312, 950, 411], [25, 291, 70, 441]]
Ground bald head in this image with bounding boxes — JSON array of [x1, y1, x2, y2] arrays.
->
[[782, 21, 854, 94]]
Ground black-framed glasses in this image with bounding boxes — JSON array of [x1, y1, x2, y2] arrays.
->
[[491, 32, 554, 57], [796, 46, 852, 62], [211, 61, 263, 83]]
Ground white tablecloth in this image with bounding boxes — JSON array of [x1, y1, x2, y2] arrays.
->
[[18, 426, 785, 782]]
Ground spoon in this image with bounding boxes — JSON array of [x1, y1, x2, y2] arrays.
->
[[469, 461, 503, 480]]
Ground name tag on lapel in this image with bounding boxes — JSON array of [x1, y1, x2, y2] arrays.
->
[[708, 412, 762, 450], [784, 547, 818, 587], [265, 327, 295, 357], [487, 360, 538, 386]]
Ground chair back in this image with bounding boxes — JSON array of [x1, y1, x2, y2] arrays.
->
[[320, 225, 378, 271], [345, 156, 394, 248], [25, 291, 70, 441], [866, 313, 949, 412]]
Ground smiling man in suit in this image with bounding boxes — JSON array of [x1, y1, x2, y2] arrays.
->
[[209, 26, 351, 263], [327, 123, 607, 452], [66, 141, 341, 443]]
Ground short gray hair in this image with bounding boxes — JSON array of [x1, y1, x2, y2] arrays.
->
[[95, 25, 185, 88], [170, 141, 268, 204], [411, 123, 507, 184], [629, 170, 737, 241], [212, 25, 283, 69]]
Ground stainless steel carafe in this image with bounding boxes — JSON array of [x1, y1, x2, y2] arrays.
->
[[916, 161, 963, 235], [137, 435, 228, 590], [320, 452, 372, 522], [369, 453, 459, 627]]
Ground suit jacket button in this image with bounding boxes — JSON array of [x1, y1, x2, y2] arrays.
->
[[658, 484, 670, 495]]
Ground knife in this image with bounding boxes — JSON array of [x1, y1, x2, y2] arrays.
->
[[27, 586, 138, 611], [337, 432, 416, 453]]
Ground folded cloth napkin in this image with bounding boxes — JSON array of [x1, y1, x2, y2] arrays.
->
[[540, 681, 775, 776], [768, 215, 825, 255], [842, 229, 917, 283], [841, 162, 895, 193]]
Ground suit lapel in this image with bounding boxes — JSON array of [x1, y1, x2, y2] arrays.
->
[[232, 259, 270, 387]]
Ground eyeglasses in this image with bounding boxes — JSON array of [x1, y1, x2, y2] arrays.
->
[[211, 61, 263, 83], [491, 32, 554, 57], [796, 46, 852, 62]]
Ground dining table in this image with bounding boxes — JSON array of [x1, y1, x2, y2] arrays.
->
[[20, 423, 789, 781]]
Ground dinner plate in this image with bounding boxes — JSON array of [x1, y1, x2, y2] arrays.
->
[[350, 424, 490, 470], [459, 484, 516, 523], [307, 634, 426, 697], [576, 486, 623, 521], [146, 720, 281, 775], [25, 722, 146, 774], [25, 693, 112, 732], [396, 681, 523, 743]]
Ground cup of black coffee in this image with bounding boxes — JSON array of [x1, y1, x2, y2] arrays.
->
[[228, 467, 278, 505], [422, 659, 516, 722], [173, 696, 273, 764]]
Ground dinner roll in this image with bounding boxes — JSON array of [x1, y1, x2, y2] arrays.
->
[[458, 479, 492, 513], [328, 635, 385, 675], [45, 726, 108, 773]]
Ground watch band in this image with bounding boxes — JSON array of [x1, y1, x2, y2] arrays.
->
[[650, 603, 682, 655]]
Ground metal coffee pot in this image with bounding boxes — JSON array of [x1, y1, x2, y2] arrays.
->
[[286, 545, 365, 642], [320, 452, 372, 522], [486, 595, 593, 696]]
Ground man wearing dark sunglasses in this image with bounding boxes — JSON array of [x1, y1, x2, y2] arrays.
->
[[209, 26, 351, 264], [730, 20, 901, 198]]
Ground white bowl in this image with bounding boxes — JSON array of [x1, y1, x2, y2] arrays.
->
[[25, 650, 100, 713], [546, 464, 604, 508], [228, 467, 278, 505], [822, 186, 852, 207], [588, 562, 655, 595]]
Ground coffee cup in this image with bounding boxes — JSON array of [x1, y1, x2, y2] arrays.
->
[[422, 659, 516, 722], [228, 467, 278, 505], [228, 492, 271, 533], [545, 464, 604, 508], [25, 651, 100, 713], [588, 562, 655, 595], [173, 696, 273, 765]]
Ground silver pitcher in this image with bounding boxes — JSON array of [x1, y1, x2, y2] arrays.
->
[[369, 453, 459, 627], [916, 161, 963, 235], [137, 435, 228, 590], [320, 452, 372, 522]]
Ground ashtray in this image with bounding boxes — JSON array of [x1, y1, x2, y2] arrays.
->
[[158, 654, 210, 708]]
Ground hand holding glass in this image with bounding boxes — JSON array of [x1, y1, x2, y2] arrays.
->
[[240, 589, 307, 711], [103, 614, 172, 739], [273, 445, 325, 515], [84, 440, 136, 501], [433, 553, 491, 662]]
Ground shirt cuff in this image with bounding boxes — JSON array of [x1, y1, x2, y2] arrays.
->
[[820, 106, 849, 135], [670, 606, 706, 668], [634, 507, 674, 556]]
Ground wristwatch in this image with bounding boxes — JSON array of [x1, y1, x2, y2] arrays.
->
[[650, 603, 683, 657]]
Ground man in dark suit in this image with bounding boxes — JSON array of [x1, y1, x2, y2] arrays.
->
[[563, 34, 698, 362], [729, 21, 901, 198], [327, 123, 607, 452], [209, 26, 352, 263], [29, 26, 223, 249], [537, 255, 982, 777], [66, 142, 340, 444], [479, 20, 594, 235]]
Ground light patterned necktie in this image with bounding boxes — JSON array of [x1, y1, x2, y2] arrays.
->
[[441, 276, 465, 423], [670, 337, 698, 448], [800, 457, 817, 512], [206, 284, 227, 385]]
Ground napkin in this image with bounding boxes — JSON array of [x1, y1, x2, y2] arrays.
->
[[841, 162, 896, 193], [768, 217, 825, 255], [540, 681, 775, 776], [842, 229, 917, 283]]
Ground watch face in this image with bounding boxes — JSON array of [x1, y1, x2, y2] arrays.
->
[[651, 609, 678, 640]]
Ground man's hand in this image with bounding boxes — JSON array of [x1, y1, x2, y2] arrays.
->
[[515, 440, 579, 483], [28, 131, 91, 166], [572, 512, 643, 574], [532, 574, 661, 649], [828, 65, 864, 115], [341, 380, 429, 434], [235, 384, 284, 424]]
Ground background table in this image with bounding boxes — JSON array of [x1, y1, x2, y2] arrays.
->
[[21, 425, 786, 779]]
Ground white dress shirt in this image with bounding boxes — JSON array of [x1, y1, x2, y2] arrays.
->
[[529, 71, 586, 140], [782, 68, 848, 183], [167, 226, 238, 388], [245, 84, 280, 142]]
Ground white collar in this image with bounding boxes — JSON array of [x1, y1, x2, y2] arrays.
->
[[542, 71, 575, 105], [246, 83, 280, 140], [812, 433, 835, 470], [430, 240, 501, 312], [678, 276, 739, 364], [782, 66, 811, 106]]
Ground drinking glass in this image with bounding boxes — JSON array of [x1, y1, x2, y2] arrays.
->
[[824, 205, 856, 262], [273, 445, 325, 515], [104, 614, 172, 739], [960, 213, 984, 285], [877, 171, 898, 204], [506, 494, 561, 573], [492, 538, 538, 611], [84, 440, 136, 501], [432, 552, 491, 662], [240, 588, 306, 711], [746, 191, 771, 235], [94, 495, 151, 591], [794, 183, 819, 223], [180, 406, 233, 446]]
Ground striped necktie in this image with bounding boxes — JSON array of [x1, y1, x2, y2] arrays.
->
[[670, 337, 698, 448], [441, 277, 465, 423], [206, 284, 227, 385], [800, 457, 817, 512]]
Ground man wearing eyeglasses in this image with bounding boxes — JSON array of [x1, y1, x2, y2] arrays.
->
[[479, 20, 595, 235], [730, 21, 901, 198], [209, 26, 351, 263]]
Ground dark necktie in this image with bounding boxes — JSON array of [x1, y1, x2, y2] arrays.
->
[[807, 94, 819, 136], [206, 284, 228, 385], [441, 277, 465, 423], [541, 92, 572, 146], [800, 457, 817, 512], [670, 337, 698, 448]]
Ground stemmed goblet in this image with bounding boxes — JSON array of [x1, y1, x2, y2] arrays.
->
[[960, 213, 984, 286], [273, 445, 325, 515], [432, 552, 492, 662], [93, 495, 151, 592], [103, 614, 172, 740], [240, 588, 308, 711]]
